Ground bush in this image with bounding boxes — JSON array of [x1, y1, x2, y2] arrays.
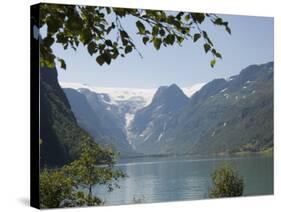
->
[[209, 164, 244, 198], [40, 169, 74, 208]]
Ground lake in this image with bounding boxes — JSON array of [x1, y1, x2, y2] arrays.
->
[[93, 155, 273, 205]]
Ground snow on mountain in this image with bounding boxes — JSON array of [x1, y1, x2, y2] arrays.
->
[[182, 82, 206, 97], [60, 81, 205, 148], [60, 82, 205, 103], [60, 82, 92, 91], [60, 82, 156, 106]]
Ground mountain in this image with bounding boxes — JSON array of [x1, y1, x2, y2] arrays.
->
[[40, 67, 95, 167], [129, 84, 190, 153], [132, 62, 273, 155], [60, 82, 203, 150], [192, 62, 273, 154], [63, 88, 104, 138], [182, 82, 206, 97], [59, 83, 156, 106], [59, 61, 273, 157], [59, 82, 205, 101], [64, 88, 134, 155]]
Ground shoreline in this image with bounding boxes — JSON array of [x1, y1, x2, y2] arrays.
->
[[118, 148, 273, 162]]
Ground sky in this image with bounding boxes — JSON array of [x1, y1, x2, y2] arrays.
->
[[52, 12, 274, 89]]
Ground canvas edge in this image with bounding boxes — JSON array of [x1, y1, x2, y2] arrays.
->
[[30, 3, 40, 209]]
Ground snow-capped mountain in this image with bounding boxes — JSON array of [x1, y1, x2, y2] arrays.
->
[[60, 82, 205, 149], [129, 62, 273, 155], [59, 82, 156, 106], [129, 84, 190, 152], [60, 82, 205, 103], [59, 82, 205, 132], [59, 62, 273, 156]]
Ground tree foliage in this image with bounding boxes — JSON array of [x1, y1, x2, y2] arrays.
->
[[63, 140, 125, 198], [209, 164, 244, 198], [36, 3, 231, 69], [39, 139, 125, 208], [40, 169, 74, 208]]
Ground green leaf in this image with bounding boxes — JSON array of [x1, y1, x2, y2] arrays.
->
[[105, 40, 112, 46], [79, 29, 92, 44], [56, 33, 68, 44], [99, 44, 106, 50], [226, 26, 231, 34], [142, 37, 149, 45], [103, 52, 111, 65], [65, 15, 83, 33], [152, 26, 159, 36], [165, 34, 175, 45], [215, 52, 222, 59], [191, 13, 205, 24], [43, 36, 54, 47], [111, 48, 119, 59], [182, 27, 190, 35], [222, 21, 229, 27], [120, 30, 129, 38], [46, 16, 61, 33], [57, 58, 66, 70], [202, 31, 208, 39], [173, 20, 181, 29], [136, 21, 146, 34], [60, 60, 66, 70], [87, 42, 97, 55], [153, 38, 162, 50], [204, 43, 211, 53], [210, 59, 216, 68], [202, 31, 213, 46], [176, 12, 184, 20], [96, 55, 105, 65], [184, 14, 190, 21], [159, 29, 165, 36], [214, 18, 223, 25], [193, 33, 201, 42], [114, 8, 126, 17], [106, 7, 112, 14], [167, 16, 175, 24], [125, 45, 133, 54], [176, 36, 184, 44], [120, 30, 129, 45]]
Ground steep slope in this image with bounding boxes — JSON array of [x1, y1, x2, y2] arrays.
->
[[130, 84, 190, 153], [152, 62, 273, 155], [64, 88, 134, 155], [40, 68, 93, 167], [193, 62, 273, 154], [63, 88, 104, 138]]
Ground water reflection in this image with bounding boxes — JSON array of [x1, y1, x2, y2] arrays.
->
[[93, 155, 273, 205]]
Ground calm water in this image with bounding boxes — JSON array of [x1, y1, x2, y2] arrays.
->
[[93, 155, 273, 205]]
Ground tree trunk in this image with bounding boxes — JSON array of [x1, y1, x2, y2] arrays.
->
[[88, 185, 92, 202]]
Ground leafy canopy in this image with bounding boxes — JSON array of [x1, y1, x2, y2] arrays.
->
[[37, 3, 231, 69], [209, 163, 244, 198]]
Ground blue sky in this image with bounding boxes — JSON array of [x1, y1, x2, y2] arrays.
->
[[53, 12, 273, 88]]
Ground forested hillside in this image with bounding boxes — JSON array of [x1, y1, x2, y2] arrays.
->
[[40, 67, 94, 167]]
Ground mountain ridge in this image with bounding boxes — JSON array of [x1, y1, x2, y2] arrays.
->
[[61, 61, 273, 156]]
